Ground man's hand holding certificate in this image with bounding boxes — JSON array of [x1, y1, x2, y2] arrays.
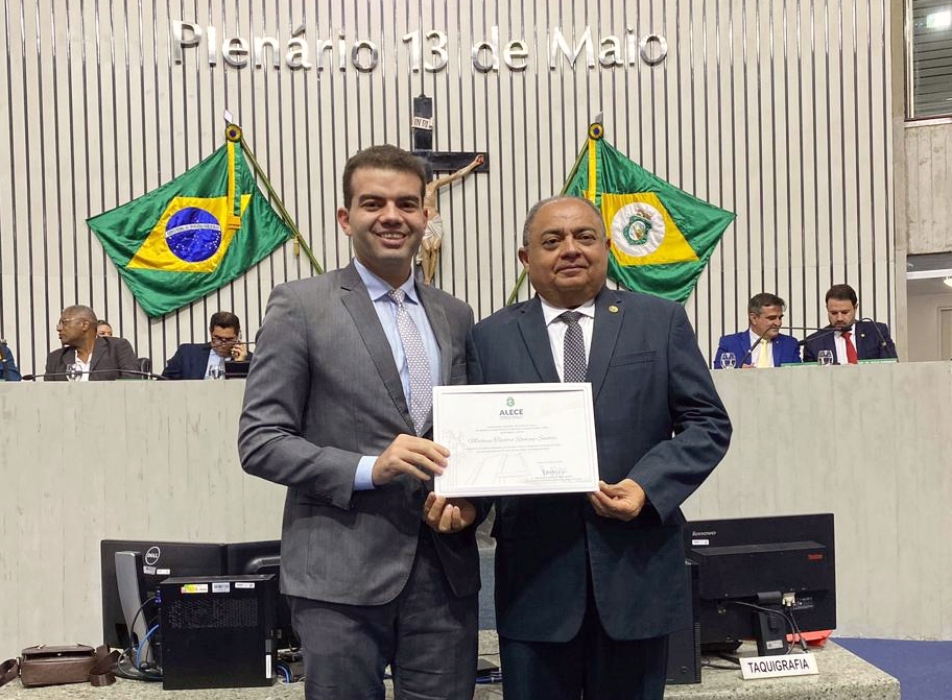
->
[[433, 383, 600, 497]]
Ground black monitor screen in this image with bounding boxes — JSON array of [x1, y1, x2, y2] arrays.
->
[[100, 540, 225, 649], [224, 540, 298, 649], [684, 513, 835, 655]]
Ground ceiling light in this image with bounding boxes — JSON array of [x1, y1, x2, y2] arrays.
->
[[927, 10, 952, 29]]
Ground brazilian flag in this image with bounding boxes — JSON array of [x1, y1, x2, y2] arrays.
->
[[564, 123, 735, 303], [88, 126, 292, 317]]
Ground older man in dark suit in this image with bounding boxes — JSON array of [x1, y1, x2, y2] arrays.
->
[[471, 196, 732, 700], [238, 145, 481, 700], [45, 305, 138, 381]]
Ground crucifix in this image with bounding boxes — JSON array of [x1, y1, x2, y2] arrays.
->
[[412, 94, 488, 284]]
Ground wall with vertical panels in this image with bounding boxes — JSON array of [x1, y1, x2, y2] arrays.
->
[[0, 0, 897, 375]]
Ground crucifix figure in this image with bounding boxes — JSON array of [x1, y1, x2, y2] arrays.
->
[[418, 154, 484, 285], [412, 94, 487, 285]]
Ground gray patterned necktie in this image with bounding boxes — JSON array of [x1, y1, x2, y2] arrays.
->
[[388, 289, 432, 435], [560, 310, 587, 382]]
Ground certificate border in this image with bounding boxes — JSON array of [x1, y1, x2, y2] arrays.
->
[[432, 383, 600, 497]]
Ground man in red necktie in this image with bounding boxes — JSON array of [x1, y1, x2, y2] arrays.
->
[[802, 284, 898, 364]]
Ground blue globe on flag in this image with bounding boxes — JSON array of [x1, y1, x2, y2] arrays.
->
[[166, 207, 222, 263]]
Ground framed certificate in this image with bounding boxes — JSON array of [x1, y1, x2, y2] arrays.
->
[[433, 383, 600, 497]]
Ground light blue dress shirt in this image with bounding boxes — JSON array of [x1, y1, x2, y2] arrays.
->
[[353, 259, 442, 490]]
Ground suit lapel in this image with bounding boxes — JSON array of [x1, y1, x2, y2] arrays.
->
[[88, 337, 105, 371], [587, 288, 622, 401], [417, 283, 452, 383], [339, 264, 415, 433], [416, 284, 451, 436], [517, 297, 560, 383], [855, 321, 874, 359]]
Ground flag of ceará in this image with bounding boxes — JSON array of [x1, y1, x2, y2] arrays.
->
[[563, 123, 735, 303], [87, 126, 291, 317]]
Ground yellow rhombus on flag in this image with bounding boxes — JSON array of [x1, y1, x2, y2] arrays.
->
[[564, 123, 735, 303]]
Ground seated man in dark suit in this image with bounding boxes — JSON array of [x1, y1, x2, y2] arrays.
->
[[802, 283, 897, 364], [162, 311, 250, 380], [1, 337, 22, 381], [45, 305, 139, 381], [713, 292, 802, 368]]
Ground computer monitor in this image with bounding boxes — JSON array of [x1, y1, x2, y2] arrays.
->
[[100, 539, 225, 650], [224, 360, 250, 378], [683, 513, 836, 656], [224, 540, 298, 649]]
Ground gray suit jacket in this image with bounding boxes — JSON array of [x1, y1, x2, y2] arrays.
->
[[238, 263, 479, 606], [472, 288, 732, 642], [44, 336, 139, 381]]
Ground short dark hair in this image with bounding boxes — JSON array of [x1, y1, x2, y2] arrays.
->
[[522, 195, 606, 247], [63, 305, 97, 325], [341, 145, 428, 209], [825, 284, 857, 306], [97, 319, 111, 327], [209, 311, 241, 333], [748, 293, 786, 315]]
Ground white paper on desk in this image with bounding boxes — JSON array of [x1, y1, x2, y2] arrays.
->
[[433, 383, 599, 497]]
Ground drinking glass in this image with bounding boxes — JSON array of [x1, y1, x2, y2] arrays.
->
[[817, 350, 834, 366], [719, 352, 737, 369], [65, 363, 83, 381], [208, 364, 225, 380]]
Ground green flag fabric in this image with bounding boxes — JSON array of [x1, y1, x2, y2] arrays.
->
[[88, 137, 291, 317], [564, 123, 735, 303]]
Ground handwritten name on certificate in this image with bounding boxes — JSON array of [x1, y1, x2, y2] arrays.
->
[[433, 383, 599, 497]]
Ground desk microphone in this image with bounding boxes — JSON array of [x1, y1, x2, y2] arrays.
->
[[796, 327, 844, 347], [738, 328, 773, 368], [859, 317, 891, 350]]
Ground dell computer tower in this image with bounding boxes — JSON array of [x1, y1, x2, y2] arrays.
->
[[159, 574, 276, 690]]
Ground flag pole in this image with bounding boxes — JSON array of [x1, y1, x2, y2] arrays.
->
[[504, 134, 591, 306], [225, 124, 324, 274]]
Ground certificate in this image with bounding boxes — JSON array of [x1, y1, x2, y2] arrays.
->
[[433, 383, 599, 497]]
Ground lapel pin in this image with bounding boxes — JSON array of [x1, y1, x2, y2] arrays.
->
[[608, 305, 619, 313]]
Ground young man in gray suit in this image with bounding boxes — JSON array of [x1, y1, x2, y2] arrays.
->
[[238, 145, 481, 700], [471, 196, 732, 700]]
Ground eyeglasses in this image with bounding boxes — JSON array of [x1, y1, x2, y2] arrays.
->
[[211, 335, 239, 346], [56, 318, 84, 328]]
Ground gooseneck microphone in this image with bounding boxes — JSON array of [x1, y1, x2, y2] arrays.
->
[[796, 327, 844, 347], [860, 317, 890, 350], [738, 328, 773, 368]]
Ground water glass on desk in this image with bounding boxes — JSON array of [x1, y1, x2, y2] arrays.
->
[[66, 363, 83, 381], [817, 350, 834, 366], [719, 352, 736, 369], [208, 364, 225, 380]]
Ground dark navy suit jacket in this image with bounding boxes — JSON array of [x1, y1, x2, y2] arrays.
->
[[713, 331, 802, 368], [1, 343, 21, 381], [802, 321, 897, 364], [471, 288, 732, 643], [162, 343, 215, 380]]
